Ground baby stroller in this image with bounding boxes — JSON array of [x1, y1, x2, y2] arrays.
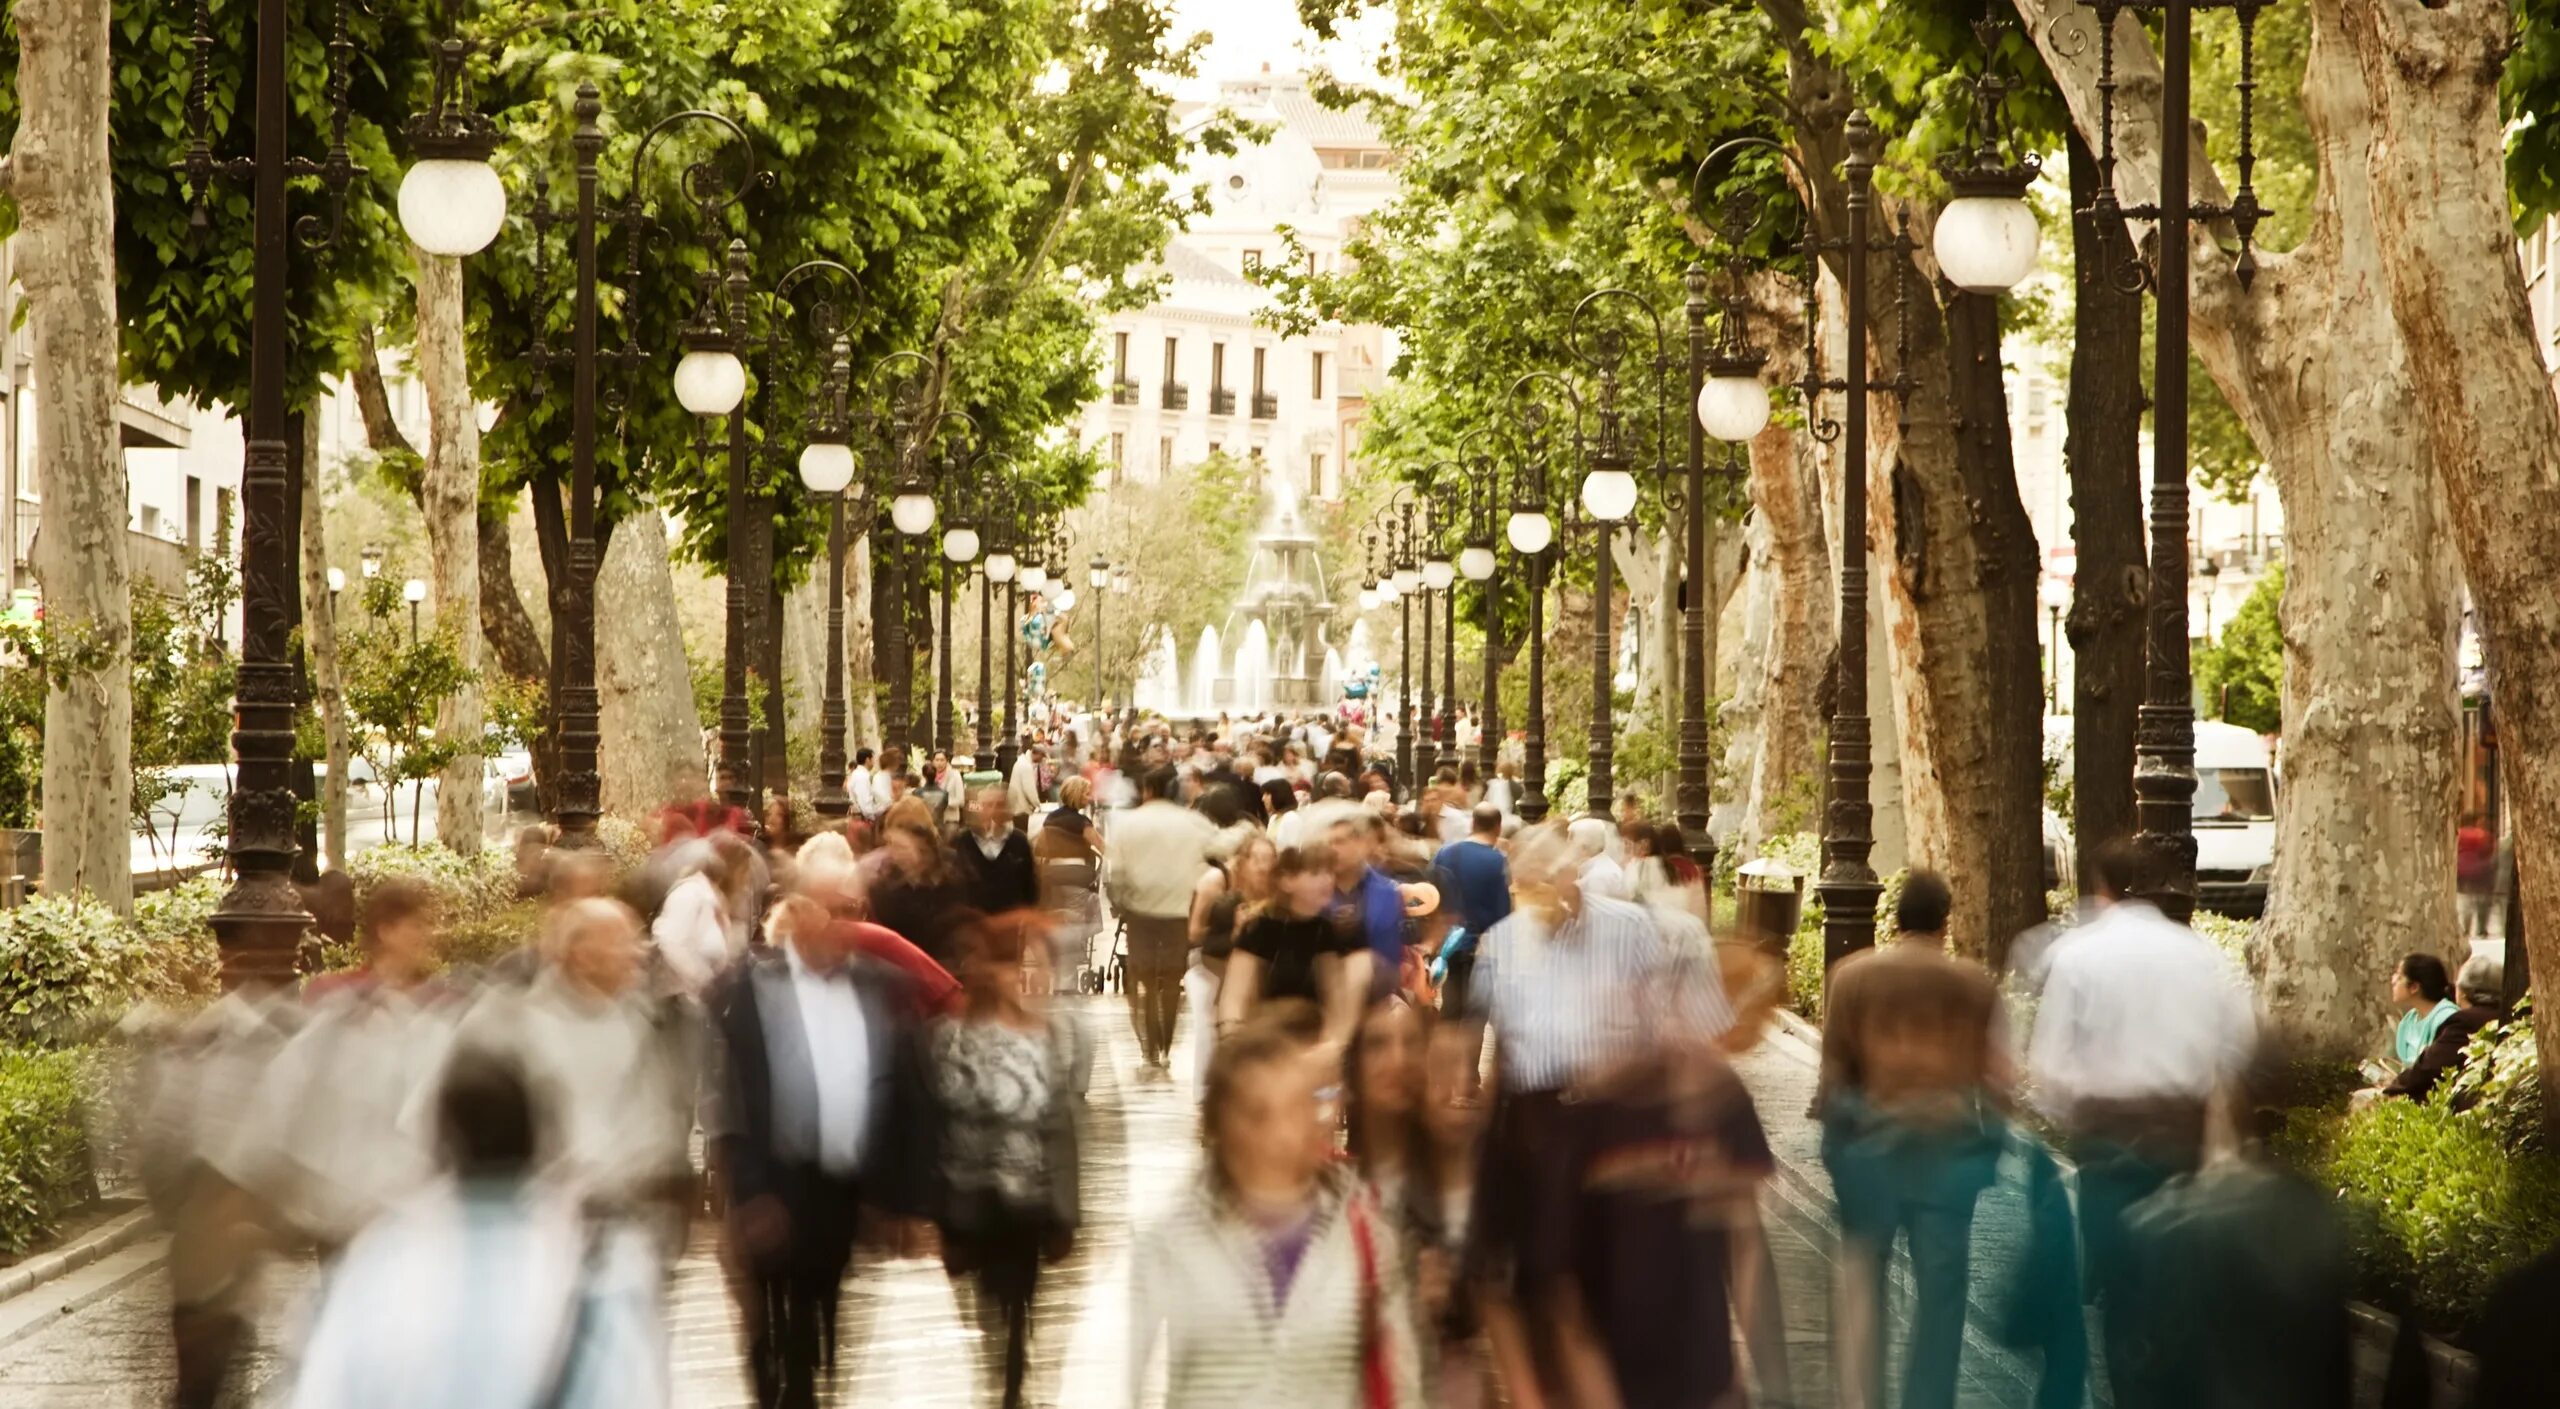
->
[[1085, 916, 1128, 995]]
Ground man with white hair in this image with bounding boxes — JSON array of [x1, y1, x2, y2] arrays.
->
[[1567, 814, 1632, 900]]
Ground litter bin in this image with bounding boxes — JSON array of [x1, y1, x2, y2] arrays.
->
[[1735, 855, 1804, 962]]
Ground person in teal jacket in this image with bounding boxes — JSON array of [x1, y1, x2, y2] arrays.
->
[[2388, 952, 2458, 1065]]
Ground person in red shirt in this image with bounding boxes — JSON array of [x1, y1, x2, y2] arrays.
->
[[2457, 812, 2497, 939]]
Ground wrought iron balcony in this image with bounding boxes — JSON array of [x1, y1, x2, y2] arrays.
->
[[1162, 381, 1190, 411], [1209, 387, 1237, 415], [1109, 379, 1137, 406], [1251, 391, 1279, 420]]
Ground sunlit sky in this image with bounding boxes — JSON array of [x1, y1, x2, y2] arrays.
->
[[1167, 0, 1393, 95]]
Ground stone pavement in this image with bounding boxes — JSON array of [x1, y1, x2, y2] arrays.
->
[[0, 997, 2061, 1409]]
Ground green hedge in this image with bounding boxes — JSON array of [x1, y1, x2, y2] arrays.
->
[[0, 889, 220, 1047], [2318, 1096, 2560, 1329], [0, 1046, 96, 1257]]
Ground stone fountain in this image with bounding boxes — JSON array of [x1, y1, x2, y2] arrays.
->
[[1216, 481, 1333, 712]]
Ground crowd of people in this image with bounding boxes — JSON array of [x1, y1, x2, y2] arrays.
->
[[118, 704, 2559, 1409]]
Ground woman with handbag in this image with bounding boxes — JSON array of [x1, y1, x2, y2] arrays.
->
[[1129, 1004, 1424, 1408]]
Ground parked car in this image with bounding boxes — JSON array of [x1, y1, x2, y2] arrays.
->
[[484, 749, 537, 816]]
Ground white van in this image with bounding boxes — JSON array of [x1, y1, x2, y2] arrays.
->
[[2041, 717, 2276, 915], [2192, 719, 2277, 917]]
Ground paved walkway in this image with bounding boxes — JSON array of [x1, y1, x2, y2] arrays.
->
[[0, 1000, 2062, 1409]]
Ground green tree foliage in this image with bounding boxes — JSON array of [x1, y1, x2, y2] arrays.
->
[[2197, 563, 2283, 733], [129, 554, 244, 867], [0, 0, 435, 407], [2506, 0, 2560, 226], [338, 576, 477, 845], [1051, 451, 1259, 704]]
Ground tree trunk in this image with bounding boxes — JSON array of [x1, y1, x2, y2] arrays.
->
[[1751, 14, 2045, 959], [2334, 0, 2560, 1111], [847, 531, 881, 753], [2063, 128, 2147, 895], [596, 510, 707, 815], [478, 500, 549, 685], [2020, 0, 2461, 1059], [298, 401, 350, 870], [413, 247, 483, 855], [17, 0, 129, 911], [1944, 290, 2049, 967], [1736, 419, 1833, 851]]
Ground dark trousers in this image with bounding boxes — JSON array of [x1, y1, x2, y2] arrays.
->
[[1123, 913, 1189, 1063], [2068, 1104, 2205, 1409], [744, 1169, 864, 1409], [946, 1204, 1049, 1409]]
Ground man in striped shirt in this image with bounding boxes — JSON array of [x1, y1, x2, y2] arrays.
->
[[1463, 822, 1749, 1407]]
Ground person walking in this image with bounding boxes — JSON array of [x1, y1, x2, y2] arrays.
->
[[1129, 1009, 1424, 1408], [1102, 765, 1215, 1071], [1462, 823, 1741, 1408], [952, 782, 1040, 917], [2025, 840, 2257, 1409], [1034, 776, 1107, 992], [1429, 805, 1510, 1017], [1815, 871, 2005, 1409], [930, 910, 1091, 1409], [707, 894, 935, 1409], [1009, 741, 1046, 828], [1220, 844, 1365, 1045]]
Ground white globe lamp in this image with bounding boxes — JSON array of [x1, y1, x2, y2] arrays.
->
[[796, 438, 856, 495], [986, 551, 1017, 583], [890, 486, 937, 536], [943, 524, 981, 563], [1934, 188, 2041, 294], [1505, 510, 1554, 555], [1421, 556, 1456, 592], [1459, 544, 1497, 581], [1392, 564, 1421, 595], [1580, 468, 1639, 523], [1696, 370, 1773, 444], [1019, 563, 1049, 592], [398, 158, 508, 257], [672, 345, 747, 417]]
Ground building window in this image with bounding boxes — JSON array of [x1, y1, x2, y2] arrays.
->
[[1113, 331, 1129, 379], [1162, 336, 1179, 381], [1309, 452, 1326, 501], [1311, 351, 1327, 401], [1251, 347, 1275, 419], [184, 475, 203, 551], [1110, 432, 1125, 484], [1242, 250, 1264, 274]]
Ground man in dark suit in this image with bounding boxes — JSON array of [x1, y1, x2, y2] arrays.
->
[[709, 894, 936, 1409], [950, 782, 1039, 915]]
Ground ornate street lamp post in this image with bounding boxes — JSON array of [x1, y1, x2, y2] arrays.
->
[[799, 338, 859, 819], [1421, 485, 1460, 776], [1453, 439, 1504, 786], [2082, 0, 2267, 917], [1690, 20, 2040, 965], [521, 97, 761, 832], [931, 431, 985, 761], [1561, 291, 1673, 820], [1505, 378, 1568, 825], [185, 0, 501, 978], [1379, 490, 1423, 789]]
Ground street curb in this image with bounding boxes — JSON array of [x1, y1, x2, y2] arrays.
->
[[0, 1205, 156, 1308]]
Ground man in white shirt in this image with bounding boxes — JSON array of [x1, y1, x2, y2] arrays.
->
[[1103, 765, 1217, 1070], [2025, 838, 2257, 1409], [1566, 815, 1631, 900], [847, 747, 885, 821], [1008, 740, 1045, 825]]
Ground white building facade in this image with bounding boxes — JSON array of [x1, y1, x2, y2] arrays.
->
[[1080, 70, 1398, 502]]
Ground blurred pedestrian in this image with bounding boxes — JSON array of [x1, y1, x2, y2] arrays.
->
[[453, 898, 700, 1244], [1129, 1008, 1424, 1407], [931, 910, 1092, 1409], [1103, 765, 1215, 1071], [1221, 843, 1365, 1046], [708, 892, 935, 1409], [1816, 870, 2004, 1409], [653, 831, 754, 997], [2361, 954, 2505, 1107], [871, 812, 973, 970], [285, 1051, 669, 1409], [952, 782, 1039, 916], [1429, 805, 1510, 1019], [2025, 839, 2256, 1409]]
